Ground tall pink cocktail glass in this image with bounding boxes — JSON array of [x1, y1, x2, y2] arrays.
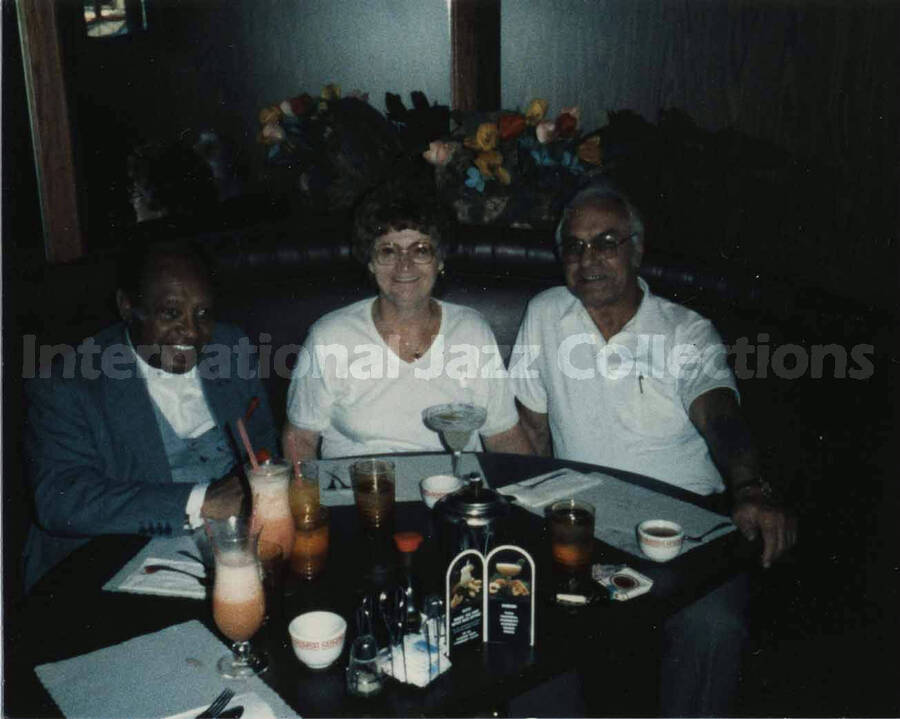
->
[[207, 516, 267, 678], [247, 458, 296, 561]]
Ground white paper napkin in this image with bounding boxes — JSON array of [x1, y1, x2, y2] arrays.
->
[[497, 469, 604, 508], [115, 558, 207, 599], [35, 620, 298, 718], [164, 692, 278, 719]]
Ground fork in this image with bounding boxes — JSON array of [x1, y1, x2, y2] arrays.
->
[[196, 688, 234, 718]]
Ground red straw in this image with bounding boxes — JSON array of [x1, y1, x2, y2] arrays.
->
[[236, 417, 259, 470]]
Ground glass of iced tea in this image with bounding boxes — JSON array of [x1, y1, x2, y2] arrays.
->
[[206, 516, 267, 678], [289, 460, 321, 520], [290, 504, 329, 580], [547, 499, 596, 574], [350, 459, 396, 531]]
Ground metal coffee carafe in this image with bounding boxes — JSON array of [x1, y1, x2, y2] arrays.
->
[[433, 475, 512, 561]]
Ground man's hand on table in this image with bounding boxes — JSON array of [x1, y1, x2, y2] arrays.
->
[[201, 474, 249, 519], [731, 485, 798, 568]]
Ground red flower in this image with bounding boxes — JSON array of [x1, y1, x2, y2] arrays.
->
[[555, 111, 578, 138], [498, 113, 526, 141], [289, 93, 313, 117]]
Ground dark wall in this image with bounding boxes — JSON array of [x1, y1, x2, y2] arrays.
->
[[52, 1, 898, 309], [57, 1, 252, 248], [4, 0, 44, 605]]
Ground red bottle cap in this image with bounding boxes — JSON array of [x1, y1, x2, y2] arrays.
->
[[255, 448, 271, 463], [394, 531, 424, 553]]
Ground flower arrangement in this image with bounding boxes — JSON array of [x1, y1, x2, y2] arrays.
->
[[256, 86, 605, 225], [422, 98, 605, 225], [256, 84, 405, 210]]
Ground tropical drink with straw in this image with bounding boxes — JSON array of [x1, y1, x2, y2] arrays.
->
[[247, 458, 295, 560]]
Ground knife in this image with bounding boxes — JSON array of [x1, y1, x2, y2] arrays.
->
[[216, 707, 244, 719]]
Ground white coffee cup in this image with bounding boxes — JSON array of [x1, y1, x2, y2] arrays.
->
[[419, 474, 463, 509], [288, 611, 347, 670], [637, 520, 684, 562]]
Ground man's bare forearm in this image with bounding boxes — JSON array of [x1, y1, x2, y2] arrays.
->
[[282, 423, 320, 463], [689, 388, 760, 497], [703, 412, 760, 493], [516, 400, 551, 456]]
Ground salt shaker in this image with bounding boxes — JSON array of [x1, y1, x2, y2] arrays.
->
[[346, 634, 383, 698]]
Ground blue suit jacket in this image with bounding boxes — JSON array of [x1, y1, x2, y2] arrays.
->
[[22, 322, 278, 592]]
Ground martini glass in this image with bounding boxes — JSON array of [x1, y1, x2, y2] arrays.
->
[[422, 403, 487, 478]]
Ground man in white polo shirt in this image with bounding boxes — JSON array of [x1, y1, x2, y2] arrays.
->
[[511, 182, 796, 715]]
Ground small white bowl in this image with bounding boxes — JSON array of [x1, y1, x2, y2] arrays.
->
[[637, 520, 684, 562], [288, 611, 347, 670], [420, 474, 464, 509]]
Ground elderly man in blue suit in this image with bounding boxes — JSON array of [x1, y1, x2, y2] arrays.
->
[[23, 241, 277, 592]]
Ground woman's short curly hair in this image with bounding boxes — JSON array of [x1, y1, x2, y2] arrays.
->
[[352, 181, 452, 263]]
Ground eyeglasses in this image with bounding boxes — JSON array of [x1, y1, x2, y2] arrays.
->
[[561, 232, 636, 262], [372, 242, 437, 266]]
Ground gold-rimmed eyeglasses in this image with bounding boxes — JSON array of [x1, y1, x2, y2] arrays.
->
[[372, 242, 436, 266]]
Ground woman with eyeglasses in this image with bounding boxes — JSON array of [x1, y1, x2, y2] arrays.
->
[[282, 181, 533, 460]]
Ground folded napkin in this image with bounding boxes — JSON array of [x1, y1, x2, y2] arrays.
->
[[105, 535, 208, 599], [164, 692, 277, 719], [115, 558, 207, 599], [501, 470, 735, 559], [576, 473, 736, 558], [497, 469, 603, 508], [35, 620, 297, 719]]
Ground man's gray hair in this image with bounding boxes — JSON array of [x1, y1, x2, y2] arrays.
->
[[554, 181, 645, 255]]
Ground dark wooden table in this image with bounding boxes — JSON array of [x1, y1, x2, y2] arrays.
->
[[4, 453, 754, 718]]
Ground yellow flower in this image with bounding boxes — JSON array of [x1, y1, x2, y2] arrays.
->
[[525, 98, 549, 125], [258, 105, 282, 126], [464, 123, 499, 152], [321, 83, 341, 101], [474, 150, 503, 179]]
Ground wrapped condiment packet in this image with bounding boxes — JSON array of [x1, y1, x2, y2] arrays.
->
[[592, 564, 653, 601]]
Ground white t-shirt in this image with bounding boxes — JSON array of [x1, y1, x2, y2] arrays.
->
[[510, 279, 738, 495], [286, 298, 519, 458]]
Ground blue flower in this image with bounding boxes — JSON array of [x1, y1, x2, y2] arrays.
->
[[530, 147, 556, 168], [561, 151, 584, 175], [465, 166, 485, 193]]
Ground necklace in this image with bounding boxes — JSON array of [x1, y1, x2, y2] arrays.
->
[[373, 298, 440, 361]]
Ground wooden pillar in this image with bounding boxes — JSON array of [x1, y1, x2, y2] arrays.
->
[[451, 0, 501, 112], [17, 0, 84, 262]]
